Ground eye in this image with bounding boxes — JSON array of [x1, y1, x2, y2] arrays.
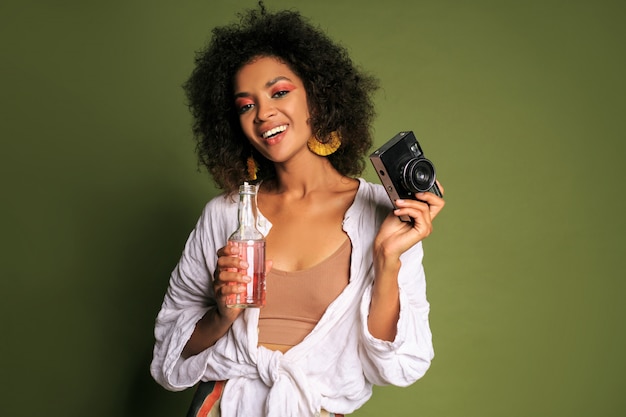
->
[[272, 90, 289, 99], [270, 81, 295, 98], [235, 98, 255, 115], [237, 103, 254, 115]]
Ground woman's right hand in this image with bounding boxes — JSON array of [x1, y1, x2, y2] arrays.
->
[[181, 242, 248, 358], [213, 242, 249, 322]]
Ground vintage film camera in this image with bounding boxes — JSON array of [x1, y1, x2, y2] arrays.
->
[[370, 131, 442, 222]]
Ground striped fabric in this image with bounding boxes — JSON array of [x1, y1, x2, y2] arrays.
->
[[186, 381, 225, 417]]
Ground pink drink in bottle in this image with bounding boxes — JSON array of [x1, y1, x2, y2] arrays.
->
[[225, 182, 266, 308]]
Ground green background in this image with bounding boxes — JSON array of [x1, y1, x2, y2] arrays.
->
[[2, 0, 624, 416]]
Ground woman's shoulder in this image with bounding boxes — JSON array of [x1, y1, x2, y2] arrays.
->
[[355, 178, 393, 209], [188, 191, 240, 242], [341, 179, 391, 239], [343, 178, 393, 227]]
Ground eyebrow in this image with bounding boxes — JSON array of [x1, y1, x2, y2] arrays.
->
[[234, 76, 294, 98]]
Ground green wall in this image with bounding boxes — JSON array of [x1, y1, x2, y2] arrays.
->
[[2, 0, 624, 416]]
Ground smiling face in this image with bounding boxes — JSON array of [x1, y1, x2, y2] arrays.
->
[[233, 56, 313, 164]]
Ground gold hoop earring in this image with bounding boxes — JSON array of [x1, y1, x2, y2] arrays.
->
[[307, 131, 341, 156], [246, 155, 258, 181]]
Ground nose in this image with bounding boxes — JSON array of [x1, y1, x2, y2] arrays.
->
[[254, 98, 276, 123]]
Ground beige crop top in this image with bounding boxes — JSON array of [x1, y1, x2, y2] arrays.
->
[[258, 238, 351, 352]]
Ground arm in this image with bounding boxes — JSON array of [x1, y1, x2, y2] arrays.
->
[[368, 189, 445, 341], [151, 198, 240, 389], [359, 241, 433, 386], [181, 307, 237, 358], [181, 242, 247, 358]]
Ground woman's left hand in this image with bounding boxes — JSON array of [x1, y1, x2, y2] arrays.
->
[[374, 182, 445, 260]]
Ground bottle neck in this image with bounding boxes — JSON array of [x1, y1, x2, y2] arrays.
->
[[238, 191, 257, 230], [230, 183, 263, 241]]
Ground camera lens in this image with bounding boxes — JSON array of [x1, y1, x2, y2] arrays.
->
[[402, 158, 436, 193]]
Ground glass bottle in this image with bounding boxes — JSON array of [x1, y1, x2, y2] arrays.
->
[[226, 182, 266, 308]]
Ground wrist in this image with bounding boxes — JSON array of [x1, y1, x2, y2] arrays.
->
[[373, 244, 401, 275], [214, 307, 236, 329]]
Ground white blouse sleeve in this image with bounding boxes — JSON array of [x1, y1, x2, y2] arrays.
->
[[150, 198, 229, 391], [358, 240, 434, 386], [352, 182, 435, 386]]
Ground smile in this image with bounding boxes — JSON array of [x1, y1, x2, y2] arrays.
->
[[262, 125, 287, 139]]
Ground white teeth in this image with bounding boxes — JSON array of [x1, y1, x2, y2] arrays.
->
[[262, 125, 287, 139]]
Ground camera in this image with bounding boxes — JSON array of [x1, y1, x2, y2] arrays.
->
[[370, 131, 442, 222]]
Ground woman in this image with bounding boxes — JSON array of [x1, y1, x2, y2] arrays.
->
[[151, 4, 445, 417]]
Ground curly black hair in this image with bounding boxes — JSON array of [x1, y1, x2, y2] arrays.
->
[[184, 2, 379, 192]]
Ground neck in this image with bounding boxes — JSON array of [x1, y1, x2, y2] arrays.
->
[[265, 154, 348, 197]]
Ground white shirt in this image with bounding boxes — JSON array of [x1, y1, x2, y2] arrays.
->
[[150, 179, 434, 417]]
